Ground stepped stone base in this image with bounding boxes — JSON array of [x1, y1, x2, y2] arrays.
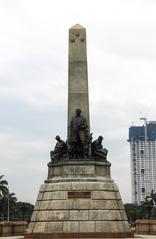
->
[[25, 159, 133, 238]]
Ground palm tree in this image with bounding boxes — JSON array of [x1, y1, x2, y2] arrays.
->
[[7, 192, 17, 220], [0, 191, 17, 220], [0, 175, 8, 198], [0, 175, 8, 220]]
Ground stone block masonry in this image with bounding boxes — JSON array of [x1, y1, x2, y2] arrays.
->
[[25, 160, 133, 238]]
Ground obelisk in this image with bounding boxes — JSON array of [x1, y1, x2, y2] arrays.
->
[[25, 24, 133, 239], [68, 24, 90, 136]]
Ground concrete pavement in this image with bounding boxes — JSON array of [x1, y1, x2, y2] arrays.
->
[[0, 235, 156, 239]]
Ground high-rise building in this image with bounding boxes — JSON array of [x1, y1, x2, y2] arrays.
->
[[128, 121, 156, 205]]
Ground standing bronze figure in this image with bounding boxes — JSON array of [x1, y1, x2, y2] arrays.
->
[[69, 109, 88, 158]]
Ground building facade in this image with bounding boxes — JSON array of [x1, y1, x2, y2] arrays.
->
[[128, 122, 156, 205]]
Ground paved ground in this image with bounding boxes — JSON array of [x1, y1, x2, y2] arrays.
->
[[135, 235, 156, 238], [0, 235, 156, 239], [0, 237, 24, 239]]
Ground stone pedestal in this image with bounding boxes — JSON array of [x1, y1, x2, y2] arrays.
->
[[0, 221, 27, 237], [136, 219, 156, 235], [25, 160, 133, 238]]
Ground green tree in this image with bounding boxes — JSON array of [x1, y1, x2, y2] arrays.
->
[[0, 191, 17, 220], [17, 202, 34, 222], [0, 175, 34, 221], [124, 203, 138, 223], [0, 175, 8, 198], [0, 175, 9, 220]]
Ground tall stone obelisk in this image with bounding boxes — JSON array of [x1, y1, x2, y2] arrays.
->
[[25, 24, 133, 239], [68, 24, 90, 135]]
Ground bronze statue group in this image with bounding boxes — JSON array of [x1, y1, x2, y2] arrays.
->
[[50, 109, 108, 162]]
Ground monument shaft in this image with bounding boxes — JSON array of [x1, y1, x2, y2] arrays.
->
[[68, 24, 90, 136]]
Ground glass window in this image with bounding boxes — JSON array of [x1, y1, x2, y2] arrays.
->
[[140, 150, 144, 154], [142, 188, 145, 193]]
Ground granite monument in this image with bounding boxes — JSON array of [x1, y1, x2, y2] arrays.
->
[[25, 24, 133, 239]]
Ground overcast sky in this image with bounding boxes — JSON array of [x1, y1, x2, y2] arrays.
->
[[0, 0, 156, 204]]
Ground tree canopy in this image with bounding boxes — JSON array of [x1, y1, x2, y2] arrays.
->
[[0, 175, 34, 222]]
